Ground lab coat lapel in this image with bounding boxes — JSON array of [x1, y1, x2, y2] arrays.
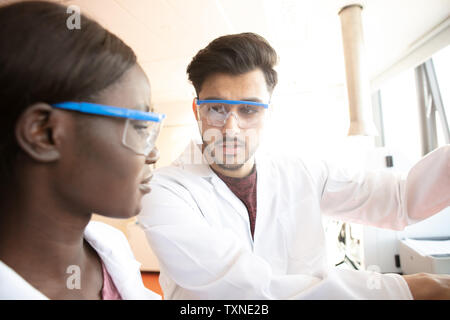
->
[[253, 154, 273, 245], [84, 222, 160, 300], [210, 174, 251, 224], [0, 222, 160, 300], [181, 142, 251, 226], [0, 261, 48, 299]]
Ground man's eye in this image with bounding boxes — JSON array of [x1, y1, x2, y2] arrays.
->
[[239, 105, 259, 114], [209, 104, 226, 113]]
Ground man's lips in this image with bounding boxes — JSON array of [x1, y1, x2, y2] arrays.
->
[[203, 138, 246, 158], [219, 143, 244, 155], [220, 143, 244, 148], [215, 139, 245, 148]]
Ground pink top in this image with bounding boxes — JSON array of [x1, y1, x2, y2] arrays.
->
[[101, 260, 122, 300]]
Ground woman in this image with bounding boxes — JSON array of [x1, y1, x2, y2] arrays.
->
[[0, 1, 163, 299]]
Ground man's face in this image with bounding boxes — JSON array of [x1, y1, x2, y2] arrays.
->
[[196, 69, 270, 174]]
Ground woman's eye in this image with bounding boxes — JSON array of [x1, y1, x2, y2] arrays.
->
[[133, 124, 149, 132]]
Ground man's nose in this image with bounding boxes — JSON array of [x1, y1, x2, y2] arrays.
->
[[222, 112, 240, 134], [146, 147, 160, 165]]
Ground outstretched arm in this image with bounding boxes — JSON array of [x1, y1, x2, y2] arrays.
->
[[403, 273, 450, 300], [319, 145, 449, 230]]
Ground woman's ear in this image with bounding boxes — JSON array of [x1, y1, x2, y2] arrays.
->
[[15, 103, 62, 162]]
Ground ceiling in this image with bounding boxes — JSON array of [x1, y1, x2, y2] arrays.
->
[[2, 0, 450, 109]]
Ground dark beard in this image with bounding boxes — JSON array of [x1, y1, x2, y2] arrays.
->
[[215, 162, 245, 171], [202, 132, 258, 169]]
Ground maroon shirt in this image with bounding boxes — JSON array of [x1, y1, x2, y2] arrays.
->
[[214, 166, 258, 239]]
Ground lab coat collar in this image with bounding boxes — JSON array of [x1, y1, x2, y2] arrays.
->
[[84, 222, 139, 299], [0, 222, 160, 300], [175, 140, 269, 244], [0, 261, 48, 299], [174, 141, 215, 178], [84, 221, 161, 300]]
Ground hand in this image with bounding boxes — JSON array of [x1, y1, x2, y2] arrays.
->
[[403, 273, 450, 300]]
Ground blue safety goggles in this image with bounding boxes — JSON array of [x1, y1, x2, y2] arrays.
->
[[52, 102, 165, 122], [52, 102, 165, 156], [194, 99, 269, 128], [196, 99, 269, 109]]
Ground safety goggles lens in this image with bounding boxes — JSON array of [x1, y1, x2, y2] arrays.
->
[[51, 102, 165, 156], [123, 119, 162, 156], [198, 102, 266, 128]]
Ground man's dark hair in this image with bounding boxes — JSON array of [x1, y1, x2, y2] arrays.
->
[[187, 32, 278, 96], [0, 1, 137, 181]]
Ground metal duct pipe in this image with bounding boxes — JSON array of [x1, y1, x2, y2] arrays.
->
[[339, 4, 378, 136]]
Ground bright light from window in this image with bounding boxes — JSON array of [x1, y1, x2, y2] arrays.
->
[[378, 68, 421, 171], [431, 45, 450, 147], [262, 86, 355, 161]]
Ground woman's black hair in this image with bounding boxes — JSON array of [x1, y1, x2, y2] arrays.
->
[[0, 0, 137, 181]]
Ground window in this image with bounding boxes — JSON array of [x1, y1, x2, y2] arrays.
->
[[377, 45, 449, 172], [429, 45, 450, 148]]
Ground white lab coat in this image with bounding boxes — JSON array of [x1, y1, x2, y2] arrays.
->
[[0, 221, 161, 300], [138, 142, 449, 300]]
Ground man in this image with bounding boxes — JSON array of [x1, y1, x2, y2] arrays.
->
[[138, 33, 450, 299]]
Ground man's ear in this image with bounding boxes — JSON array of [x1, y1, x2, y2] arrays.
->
[[15, 103, 62, 162], [192, 99, 199, 121]]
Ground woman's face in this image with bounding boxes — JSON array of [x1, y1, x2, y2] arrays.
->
[[56, 64, 159, 218]]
